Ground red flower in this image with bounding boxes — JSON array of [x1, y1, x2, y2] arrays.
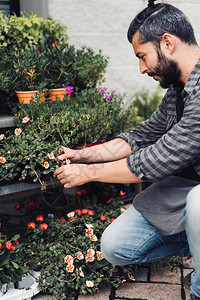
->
[[11, 246, 16, 251], [28, 222, 36, 229], [59, 218, 66, 223], [110, 218, 116, 223], [87, 209, 94, 216], [80, 188, 87, 195], [0, 243, 2, 250], [15, 204, 21, 210], [75, 209, 82, 216], [120, 190, 126, 197], [75, 190, 82, 197], [100, 215, 107, 221], [5, 241, 12, 250], [81, 209, 88, 215], [40, 223, 48, 230], [14, 240, 19, 245], [28, 200, 36, 208], [36, 215, 44, 222]]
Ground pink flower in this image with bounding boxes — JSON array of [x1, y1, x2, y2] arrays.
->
[[65, 86, 74, 95], [64, 255, 73, 264], [110, 89, 117, 93], [43, 161, 49, 169], [100, 87, 106, 93], [0, 134, 5, 141], [0, 157, 6, 163], [86, 280, 94, 288], [105, 95, 112, 99], [15, 128, 22, 136], [66, 263, 75, 273], [22, 117, 30, 123]]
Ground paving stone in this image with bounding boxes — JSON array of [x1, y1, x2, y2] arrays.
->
[[134, 267, 149, 282], [150, 266, 181, 284], [78, 285, 111, 300], [115, 282, 182, 300]]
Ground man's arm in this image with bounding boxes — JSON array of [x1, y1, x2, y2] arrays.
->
[[53, 157, 142, 189], [57, 138, 132, 163]]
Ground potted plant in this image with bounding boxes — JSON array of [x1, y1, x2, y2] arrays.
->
[[0, 233, 27, 293]]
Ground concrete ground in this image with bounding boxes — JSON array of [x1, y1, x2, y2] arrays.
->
[[32, 258, 193, 300]]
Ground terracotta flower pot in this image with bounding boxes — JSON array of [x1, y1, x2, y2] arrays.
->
[[16, 91, 45, 104], [48, 88, 65, 101]]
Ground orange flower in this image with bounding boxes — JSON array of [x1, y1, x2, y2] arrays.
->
[[90, 235, 97, 242], [47, 152, 55, 159], [14, 128, 22, 136], [85, 255, 95, 262], [97, 251, 104, 261], [0, 243, 2, 249], [0, 134, 5, 141], [76, 251, 84, 260], [11, 246, 16, 251], [0, 156, 6, 163], [36, 215, 44, 222], [87, 249, 95, 257], [66, 263, 75, 273], [64, 255, 73, 264], [22, 117, 30, 123], [110, 218, 116, 223], [27, 222, 36, 229], [100, 215, 107, 221], [5, 241, 12, 250], [75, 209, 81, 216], [120, 190, 126, 197], [40, 223, 48, 230], [81, 209, 88, 214], [85, 228, 93, 236], [88, 210, 94, 216], [43, 161, 49, 169], [86, 280, 94, 288]]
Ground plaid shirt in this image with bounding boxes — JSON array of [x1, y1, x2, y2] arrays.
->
[[120, 59, 200, 182]]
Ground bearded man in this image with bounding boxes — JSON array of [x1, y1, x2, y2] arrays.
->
[[54, 1, 200, 299]]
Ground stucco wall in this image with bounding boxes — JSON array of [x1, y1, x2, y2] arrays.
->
[[46, 1, 200, 104]]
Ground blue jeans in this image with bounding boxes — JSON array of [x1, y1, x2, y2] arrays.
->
[[101, 184, 200, 297]]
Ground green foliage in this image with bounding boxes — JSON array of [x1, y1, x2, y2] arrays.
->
[[18, 195, 135, 299], [0, 233, 27, 289], [0, 87, 132, 186], [133, 87, 162, 121], [0, 12, 68, 53]]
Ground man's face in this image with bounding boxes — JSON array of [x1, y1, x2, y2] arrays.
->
[[132, 31, 182, 89]]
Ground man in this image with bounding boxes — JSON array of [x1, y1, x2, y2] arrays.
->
[[54, 1, 200, 299]]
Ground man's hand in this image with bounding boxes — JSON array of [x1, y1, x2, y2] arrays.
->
[[53, 163, 91, 188], [57, 147, 82, 163]]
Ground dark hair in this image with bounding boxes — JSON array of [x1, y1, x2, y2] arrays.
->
[[127, 2, 197, 47]]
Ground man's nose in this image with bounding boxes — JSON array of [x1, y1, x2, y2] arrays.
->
[[139, 60, 148, 74]]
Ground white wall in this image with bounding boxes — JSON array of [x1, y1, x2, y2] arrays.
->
[[46, 1, 200, 104]]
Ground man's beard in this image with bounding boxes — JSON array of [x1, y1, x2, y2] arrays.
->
[[148, 49, 183, 89]]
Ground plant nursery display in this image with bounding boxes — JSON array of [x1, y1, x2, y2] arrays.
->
[[2, 193, 135, 300]]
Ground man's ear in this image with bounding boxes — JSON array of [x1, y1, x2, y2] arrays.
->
[[160, 33, 175, 54]]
